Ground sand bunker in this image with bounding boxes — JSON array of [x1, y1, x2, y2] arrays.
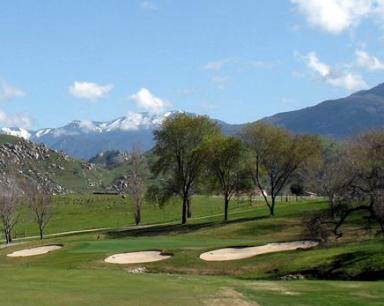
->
[[200, 240, 319, 261], [105, 251, 172, 264], [7, 245, 63, 257]]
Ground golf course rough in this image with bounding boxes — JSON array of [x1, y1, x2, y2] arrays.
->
[[104, 250, 172, 264], [200, 240, 319, 261], [7, 245, 63, 257]]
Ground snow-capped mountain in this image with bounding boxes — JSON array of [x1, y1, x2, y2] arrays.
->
[[0, 127, 32, 140], [0, 111, 181, 160]]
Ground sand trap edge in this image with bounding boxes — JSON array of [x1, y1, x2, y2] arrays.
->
[[200, 240, 319, 262], [105, 250, 173, 264], [7, 244, 63, 258]]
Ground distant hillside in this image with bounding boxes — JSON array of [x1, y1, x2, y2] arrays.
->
[[0, 135, 130, 193], [263, 83, 384, 139]]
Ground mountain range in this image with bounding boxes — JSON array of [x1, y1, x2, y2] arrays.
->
[[2, 82, 384, 159]]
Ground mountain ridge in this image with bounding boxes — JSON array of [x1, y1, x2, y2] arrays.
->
[[263, 82, 384, 139], [2, 82, 384, 159]]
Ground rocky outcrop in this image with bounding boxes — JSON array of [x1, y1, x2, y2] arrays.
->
[[106, 175, 128, 193], [0, 139, 66, 194]]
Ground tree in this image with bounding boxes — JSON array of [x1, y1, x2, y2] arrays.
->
[[0, 174, 22, 244], [290, 183, 304, 201], [331, 131, 384, 237], [205, 135, 245, 221], [299, 137, 345, 216], [126, 149, 147, 225], [152, 113, 220, 224], [307, 131, 384, 240], [25, 182, 53, 240], [241, 122, 321, 215]]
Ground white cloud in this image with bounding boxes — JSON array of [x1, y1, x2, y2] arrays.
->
[[204, 57, 274, 71], [69, 81, 113, 101], [0, 109, 32, 129], [204, 60, 229, 71], [130, 88, 168, 113], [250, 60, 275, 69], [355, 50, 384, 70], [211, 75, 230, 89], [141, 1, 157, 10], [291, 0, 380, 34], [304, 51, 367, 90], [0, 81, 26, 101], [306, 52, 332, 77]]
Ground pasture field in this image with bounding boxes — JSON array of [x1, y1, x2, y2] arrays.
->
[[1, 196, 384, 305]]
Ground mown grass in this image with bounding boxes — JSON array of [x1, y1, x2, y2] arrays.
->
[[0, 268, 382, 306], [1, 197, 384, 305], [14, 194, 268, 237]]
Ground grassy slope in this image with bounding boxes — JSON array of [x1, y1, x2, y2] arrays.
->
[[1, 197, 384, 305]]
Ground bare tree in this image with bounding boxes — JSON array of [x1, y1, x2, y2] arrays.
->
[[126, 149, 147, 225], [0, 174, 22, 244], [307, 131, 384, 239], [331, 131, 384, 237], [26, 183, 53, 240]]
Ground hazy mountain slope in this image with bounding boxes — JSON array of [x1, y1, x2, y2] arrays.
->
[[263, 83, 384, 139]]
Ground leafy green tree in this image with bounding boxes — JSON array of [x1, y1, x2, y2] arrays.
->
[[205, 135, 245, 221], [241, 122, 321, 215], [152, 113, 220, 224]]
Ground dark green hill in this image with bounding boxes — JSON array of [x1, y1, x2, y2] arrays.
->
[[263, 83, 384, 139]]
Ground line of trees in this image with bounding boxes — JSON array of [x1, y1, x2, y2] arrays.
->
[[150, 113, 323, 224], [3, 113, 382, 238], [0, 175, 53, 243]]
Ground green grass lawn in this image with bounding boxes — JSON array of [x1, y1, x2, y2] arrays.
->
[[1, 196, 384, 305], [14, 194, 270, 237]]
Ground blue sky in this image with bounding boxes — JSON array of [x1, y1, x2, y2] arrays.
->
[[1, 0, 384, 129]]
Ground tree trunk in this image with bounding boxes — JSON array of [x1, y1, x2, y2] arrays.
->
[[39, 227, 43, 240], [5, 230, 12, 244], [187, 196, 192, 219], [224, 195, 229, 221], [182, 196, 188, 224], [270, 196, 276, 216], [4, 229, 9, 244], [330, 195, 336, 218], [135, 202, 141, 225]]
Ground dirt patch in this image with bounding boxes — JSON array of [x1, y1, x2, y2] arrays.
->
[[7, 245, 63, 257], [105, 251, 172, 264], [204, 288, 260, 306], [200, 240, 319, 261], [247, 282, 300, 296]]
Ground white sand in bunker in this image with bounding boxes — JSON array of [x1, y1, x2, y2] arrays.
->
[[7, 245, 63, 257], [200, 240, 319, 261], [105, 251, 172, 264]]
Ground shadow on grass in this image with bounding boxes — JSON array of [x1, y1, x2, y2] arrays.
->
[[299, 251, 384, 280], [106, 215, 268, 239]]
